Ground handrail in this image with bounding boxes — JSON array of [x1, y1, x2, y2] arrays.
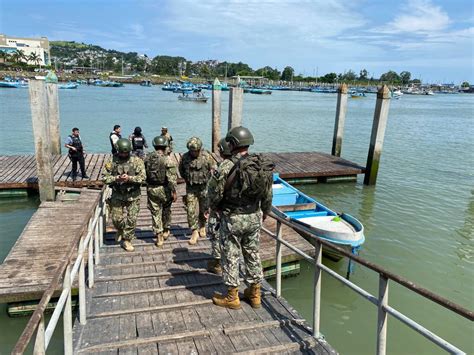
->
[[12, 187, 108, 355], [268, 209, 474, 321], [264, 208, 473, 355]]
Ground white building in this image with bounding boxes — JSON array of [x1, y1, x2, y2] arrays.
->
[[0, 34, 51, 66]]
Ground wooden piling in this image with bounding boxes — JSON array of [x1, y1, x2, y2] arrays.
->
[[45, 82, 61, 154], [364, 85, 391, 185], [331, 83, 348, 157], [211, 78, 221, 153], [227, 87, 244, 130], [29, 79, 55, 201]]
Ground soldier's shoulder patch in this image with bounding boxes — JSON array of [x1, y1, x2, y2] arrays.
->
[[105, 161, 113, 170]]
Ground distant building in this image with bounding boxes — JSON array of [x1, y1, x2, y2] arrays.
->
[[0, 34, 51, 65]]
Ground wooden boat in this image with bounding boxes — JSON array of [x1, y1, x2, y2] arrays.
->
[[272, 175, 364, 261], [177, 93, 208, 103]]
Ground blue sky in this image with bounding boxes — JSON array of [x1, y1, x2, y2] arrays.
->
[[1, 0, 473, 83]]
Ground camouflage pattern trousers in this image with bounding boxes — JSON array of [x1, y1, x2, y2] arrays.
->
[[147, 186, 173, 234], [207, 211, 221, 259], [184, 185, 207, 231], [108, 197, 141, 241], [219, 211, 264, 287]]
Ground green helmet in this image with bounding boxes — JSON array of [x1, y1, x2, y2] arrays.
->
[[116, 138, 132, 153], [225, 126, 254, 148], [152, 136, 168, 147], [187, 137, 202, 151], [218, 138, 232, 157]]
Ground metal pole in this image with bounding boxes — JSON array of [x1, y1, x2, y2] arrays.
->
[[377, 275, 389, 355], [331, 83, 348, 157], [63, 265, 73, 355], [313, 241, 322, 337], [211, 78, 222, 153], [94, 218, 100, 265], [275, 221, 283, 297], [33, 315, 45, 354], [78, 237, 86, 325], [88, 219, 94, 287]]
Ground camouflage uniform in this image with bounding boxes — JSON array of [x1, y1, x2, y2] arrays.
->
[[144, 151, 177, 234], [161, 132, 174, 155], [103, 156, 146, 241], [207, 159, 234, 260], [179, 150, 215, 231], [208, 153, 272, 288]]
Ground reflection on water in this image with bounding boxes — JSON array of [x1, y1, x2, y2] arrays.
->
[[454, 190, 474, 264]]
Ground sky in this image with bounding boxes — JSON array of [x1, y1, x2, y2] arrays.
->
[[1, 0, 473, 83]]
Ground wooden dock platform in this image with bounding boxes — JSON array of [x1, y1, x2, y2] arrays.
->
[[71, 185, 335, 354], [0, 151, 365, 190], [0, 189, 101, 303]]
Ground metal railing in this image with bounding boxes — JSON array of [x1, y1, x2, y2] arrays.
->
[[263, 208, 474, 355], [12, 188, 108, 355]]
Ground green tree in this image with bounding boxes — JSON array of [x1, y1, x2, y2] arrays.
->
[[255, 66, 280, 80], [400, 71, 411, 84], [461, 81, 470, 87], [379, 70, 400, 83], [28, 52, 41, 66], [280, 66, 294, 81], [359, 69, 368, 80], [342, 70, 357, 81], [319, 72, 337, 83], [151, 55, 186, 75]]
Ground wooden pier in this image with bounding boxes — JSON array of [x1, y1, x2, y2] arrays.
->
[[0, 151, 365, 190], [71, 186, 334, 354]]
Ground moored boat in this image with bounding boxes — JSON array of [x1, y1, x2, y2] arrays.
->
[[177, 93, 208, 103], [0, 81, 21, 88], [58, 83, 78, 89], [140, 80, 152, 87], [272, 175, 364, 261]]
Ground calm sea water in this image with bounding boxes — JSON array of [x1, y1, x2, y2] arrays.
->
[[0, 85, 473, 354]]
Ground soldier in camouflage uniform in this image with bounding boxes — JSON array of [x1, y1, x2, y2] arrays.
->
[[145, 136, 178, 247], [103, 138, 146, 252], [179, 137, 216, 245], [160, 127, 174, 155], [209, 127, 273, 310], [206, 138, 233, 274]]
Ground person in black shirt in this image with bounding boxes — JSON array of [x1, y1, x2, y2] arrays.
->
[[65, 127, 89, 181], [129, 126, 148, 158]]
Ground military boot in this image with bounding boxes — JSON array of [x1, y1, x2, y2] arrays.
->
[[155, 233, 164, 248], [162, 229, 171, 240], [188, 229, 199, 245], [207, 259, 222, 275], [122, 240, 135, 252], [243, 283, 261, 308], [212, 287, 241, 309], [199, 227, 207, 238]]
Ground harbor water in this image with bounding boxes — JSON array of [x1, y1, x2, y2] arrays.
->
[[0, 85, 473, 354]]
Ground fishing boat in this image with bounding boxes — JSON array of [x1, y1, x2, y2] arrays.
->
[[58, 83, 78, 89], [350, 91, 366, 98], [94, 80, 123, 87], [0, 81, 21, 88], [177, 93, 208, 103], [249, 88, 272, 95], [272, 174, 364, 261]]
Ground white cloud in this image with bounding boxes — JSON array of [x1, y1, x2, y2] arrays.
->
[[378, 0, 451, 34]]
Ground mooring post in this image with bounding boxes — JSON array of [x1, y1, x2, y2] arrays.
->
[[29, 79, 55, 201], [45, 71, 61, 154], [331, 83, 348, 157], [364, 85, 391, 185], [227, 87, 243, 130], [212, 78, 222, 153]]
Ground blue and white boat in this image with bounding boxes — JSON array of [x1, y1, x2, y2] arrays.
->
[[272, 174, 365, 261], [58, 83, 78, 89]]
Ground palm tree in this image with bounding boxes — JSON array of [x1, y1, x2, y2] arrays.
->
[[0, 51, 9, 64], [12, 49, 27, 64], [28, 52, 41, 67]]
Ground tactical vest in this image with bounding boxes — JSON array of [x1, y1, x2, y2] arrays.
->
[[181, 153, 210, 186], [110, 158, 140, 195], [146, 153, 167, 186], [110, 132, 122, 154], [131, 135, 145, 150], [68, 135, 83, 157]]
